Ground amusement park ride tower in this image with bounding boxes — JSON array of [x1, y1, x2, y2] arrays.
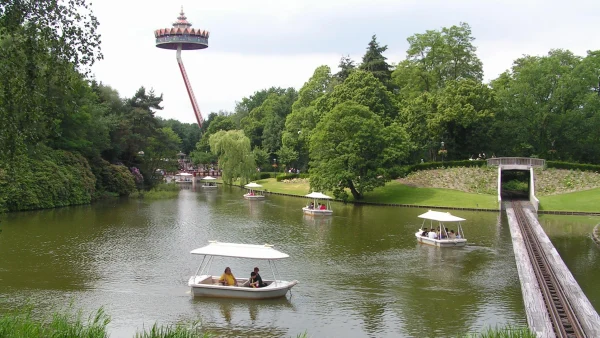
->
[[154, 8, 209, 127]]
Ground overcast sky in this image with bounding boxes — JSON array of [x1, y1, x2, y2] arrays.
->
[[91, 0, 600, 124]]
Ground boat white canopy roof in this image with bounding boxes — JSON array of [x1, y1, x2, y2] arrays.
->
[[202, 176, 217, 180], [305, 192, 332, 199], [190, 241, 289, 259], [244, 182, 263, 189], [177, 172, 193, 176], [418, 210, 466, 222]]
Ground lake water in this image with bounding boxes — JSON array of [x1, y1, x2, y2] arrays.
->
[[0, 186, 597, 337]]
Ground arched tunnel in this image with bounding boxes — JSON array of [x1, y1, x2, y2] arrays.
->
[[500, 169, 531, 200]]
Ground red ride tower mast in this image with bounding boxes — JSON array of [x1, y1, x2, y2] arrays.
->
[[154, 8, 209, 127]]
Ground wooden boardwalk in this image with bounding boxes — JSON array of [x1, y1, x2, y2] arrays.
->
[[505, 201, 600, 337]]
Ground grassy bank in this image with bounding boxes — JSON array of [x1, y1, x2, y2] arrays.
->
[[538, 188, 600, 211], [255, 178, 497, 209], [230, 166, 600, 212], [360, 180, 497, 209]]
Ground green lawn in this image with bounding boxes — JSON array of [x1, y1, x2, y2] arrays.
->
[[253, 178, 498, 209], [538, 188, 600, 212], [224, 177, 600, 212], [255, 178, 312, 196], [358, 180, 498, 209]]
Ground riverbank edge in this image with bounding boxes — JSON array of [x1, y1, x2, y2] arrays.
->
[[231, 183, 600, 215]]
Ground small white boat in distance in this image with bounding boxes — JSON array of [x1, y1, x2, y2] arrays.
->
[[201, 176, 217, 189], [302, 192, 333, 216], [243, 182, 265, 199], [188, 241, 298, 299], [415, 210, 467, 247], [174, 172, 193, 183]]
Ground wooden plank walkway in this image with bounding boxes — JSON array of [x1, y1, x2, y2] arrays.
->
[[506, 202, 600, 337]]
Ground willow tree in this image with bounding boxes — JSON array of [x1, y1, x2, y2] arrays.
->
[[209, 130, 255, 185]]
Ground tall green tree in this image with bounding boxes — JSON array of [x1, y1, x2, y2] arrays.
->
[[491, 49, 585, 158], [240, 88, 297, 152], [399, 79, 496, 161], [159, 118, 201, 155], [359, 35, 392, 85], [195, 113, 236, 153], [282, 66, 333, 170], [315, 70, 398, 124], [142, 127, 182, 185], [209, 130, 255, 185], [334, 55, 356, 83], [0, 0, 102, 161], [309, 102, 409, 200], [233, 87, 290, 128], [392, 22, 483, 98]]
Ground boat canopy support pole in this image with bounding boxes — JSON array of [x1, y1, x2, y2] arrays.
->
[[194, 255, 207, 279], [268, 260, 278, 286]]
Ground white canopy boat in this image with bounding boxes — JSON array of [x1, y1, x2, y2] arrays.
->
[[201, 176, 217, 189], [415, 210, 467, 247], [174, 172, 193, 183], [243, 182, 265, 199], [302, 192, 333, 216], [188, 241, 298, 299]]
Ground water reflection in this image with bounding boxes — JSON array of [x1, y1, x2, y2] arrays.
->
[[190, 297, 294, 337]]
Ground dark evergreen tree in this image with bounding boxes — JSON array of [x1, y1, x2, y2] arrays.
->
[[359, 35, 392, 85], [334, 55, 356, 82]]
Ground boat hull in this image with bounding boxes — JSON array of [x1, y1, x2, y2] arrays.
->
[[244, 194, 265, 200], [188, 275, 297, 299], [415, 232, 467, 247], [302, 207, 332, 216], [201, 185, 217, 189]]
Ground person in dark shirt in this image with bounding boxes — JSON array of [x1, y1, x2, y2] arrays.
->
[[248, 272, 259, 288], [253, 267, 266, 287]]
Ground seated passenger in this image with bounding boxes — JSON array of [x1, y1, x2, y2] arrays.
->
[[420, 228, 428, 237], [248, 272, 259, 288], [219, 267, 237, 286], [449, 230, 456, 239], [308, 202, 314, 209], [319, 203, 326, 210], [456, 232, 462, 239], [428, 229, 438, 239], [254, 267, 266, 287]]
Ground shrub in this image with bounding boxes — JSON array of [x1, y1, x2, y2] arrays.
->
[[89, 157, 136, 197], [276, 173, 310, 181], [546, 161, 600, 172], [0, 147, 97, 212], [254, 172, 277, 180]]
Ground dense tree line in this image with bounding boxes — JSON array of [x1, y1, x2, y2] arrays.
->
[[2, 0, 599, 208], [0, 0, 201, 212], [195, 23, 600, 200]]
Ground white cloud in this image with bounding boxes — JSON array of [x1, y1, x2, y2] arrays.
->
[[91, 0, 600, 124]]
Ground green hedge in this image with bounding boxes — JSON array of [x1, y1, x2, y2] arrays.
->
[[276, 173, 310, 182], [254, 172, 277, 180], [546, 161, 600, 172]]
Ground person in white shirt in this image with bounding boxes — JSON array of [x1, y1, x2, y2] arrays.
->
[[428, 228, 438, 239]]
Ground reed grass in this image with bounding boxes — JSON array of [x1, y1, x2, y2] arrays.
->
[[134, 321, 212, 338], [132, 183, 181, 199], [0, 305, 110, 338]]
